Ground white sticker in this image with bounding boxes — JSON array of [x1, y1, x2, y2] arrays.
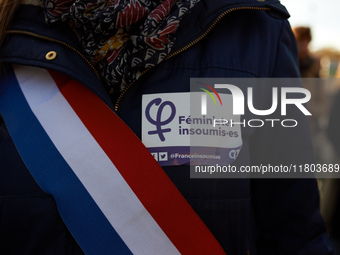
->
[[142, 92, 242, 166]]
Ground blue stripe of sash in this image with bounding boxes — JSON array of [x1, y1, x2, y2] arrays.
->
[[0, 67, 132, 255]]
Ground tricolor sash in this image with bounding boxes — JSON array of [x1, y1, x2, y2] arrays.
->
[[0, 65, 225, 255]]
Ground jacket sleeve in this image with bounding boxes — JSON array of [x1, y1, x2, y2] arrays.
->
[[250, 20, 334, 255]]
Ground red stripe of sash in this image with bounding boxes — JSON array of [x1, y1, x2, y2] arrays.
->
[[49, 70, 226, 255]]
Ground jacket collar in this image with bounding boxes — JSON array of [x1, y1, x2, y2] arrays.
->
[[1, 4, 115, 109], [171, 0, 290, 53], [199, 0, 289, 19]]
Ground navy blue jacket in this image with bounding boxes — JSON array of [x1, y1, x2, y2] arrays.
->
[[0, 0, 333, 254]]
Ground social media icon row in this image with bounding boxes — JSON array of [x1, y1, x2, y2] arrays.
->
[[151, 152, 168, 162]]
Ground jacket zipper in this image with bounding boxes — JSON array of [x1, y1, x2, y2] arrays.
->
[[114, 6, 271, 111], [5, 30, 102, 81]]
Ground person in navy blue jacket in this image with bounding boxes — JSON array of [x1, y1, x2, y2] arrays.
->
[[0, 0, 334, 254]]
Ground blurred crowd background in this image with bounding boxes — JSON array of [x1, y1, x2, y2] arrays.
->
[[282, 0, 340, 253]]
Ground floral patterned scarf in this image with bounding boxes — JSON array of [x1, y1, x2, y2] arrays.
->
[[44, 0, 199, 100]]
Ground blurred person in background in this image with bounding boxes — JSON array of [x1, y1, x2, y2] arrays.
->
[[294, 26, 340, 254], [293, 26, 320, 78], [327, 85, 340, 254], [293, 26, 327, 138]]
